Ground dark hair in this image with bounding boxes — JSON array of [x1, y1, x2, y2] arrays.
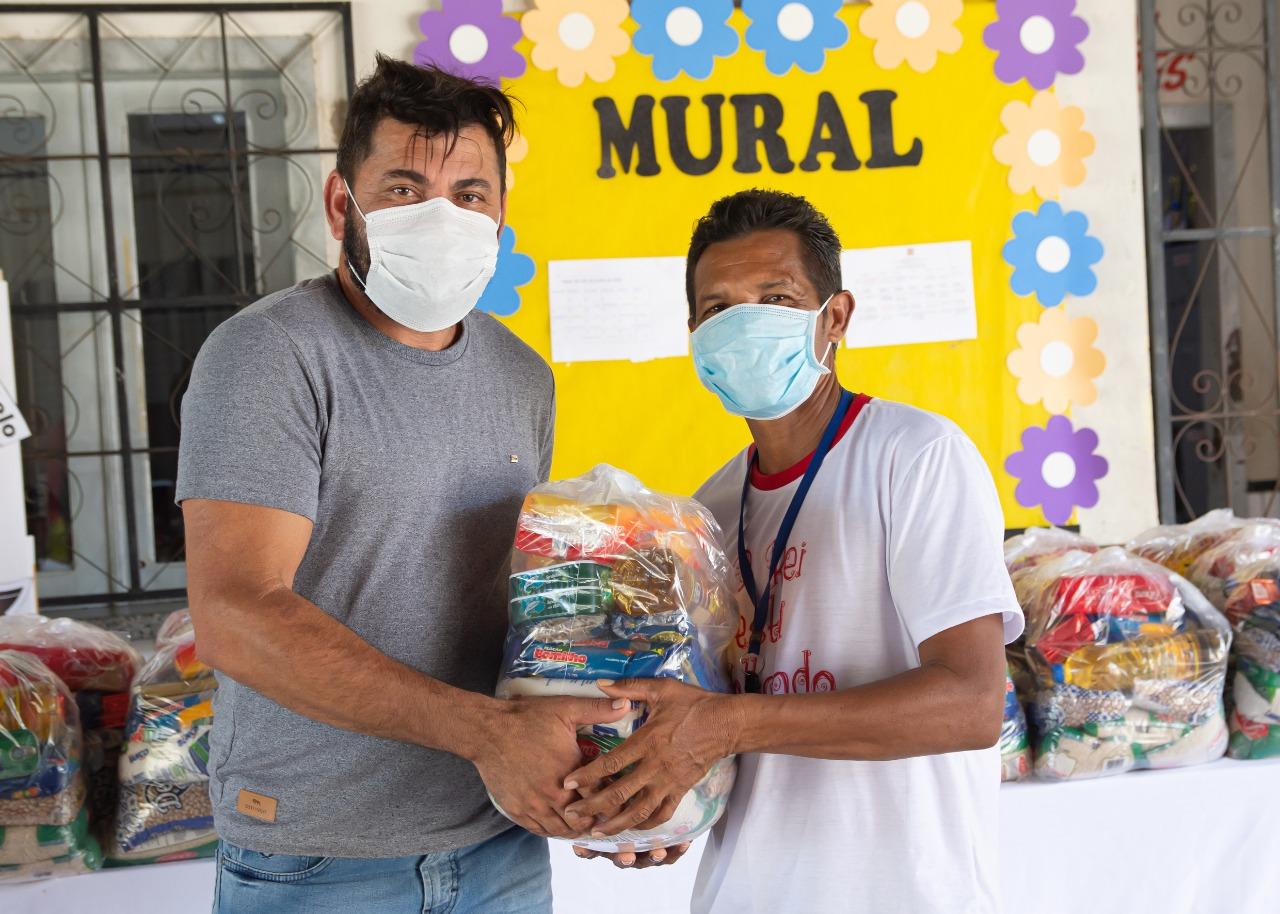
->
[[685, 189, 842, 317], [337, 54, 517, 193]]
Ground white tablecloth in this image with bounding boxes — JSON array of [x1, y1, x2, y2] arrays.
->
[[5, 757, 1279, 914]]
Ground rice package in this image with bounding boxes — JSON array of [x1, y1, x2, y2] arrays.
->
[[1017, 547, 1231, 780], [112, 617, 217, 860], [0, 650, 101, 882], [496, 465, 737, 852]]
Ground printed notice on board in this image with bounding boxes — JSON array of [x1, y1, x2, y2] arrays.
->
[[549, 257, 689, 364], [841, 240, 977, 349], [0, 383, 30, 448]]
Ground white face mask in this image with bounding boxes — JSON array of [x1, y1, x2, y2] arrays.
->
[[344, 180, 500, 333]]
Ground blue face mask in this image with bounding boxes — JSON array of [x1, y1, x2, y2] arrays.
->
[[690, 298, 833, 420]]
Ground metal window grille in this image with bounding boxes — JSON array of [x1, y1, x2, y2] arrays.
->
[[1140, 0, 1280, 523], [0, 4, 354, 611]]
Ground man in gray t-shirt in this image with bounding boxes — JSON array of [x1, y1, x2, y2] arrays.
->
[[178, 57, 628, 914]]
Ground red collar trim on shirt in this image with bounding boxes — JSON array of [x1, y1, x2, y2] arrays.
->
[[747, 393, 872, 491]]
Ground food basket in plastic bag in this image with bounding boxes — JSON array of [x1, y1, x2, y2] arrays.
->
[[495, 465, 737, 852], [1185, 521, 1280, 616], [113, 622, 217, 859], [0, 650, 101, 881], [1017, 547, 1231, 780]]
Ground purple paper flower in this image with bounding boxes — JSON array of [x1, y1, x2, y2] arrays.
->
[[982, 0, 1088, 90], [415, 0, 526, 85], [1005, 415, 1108, 525]]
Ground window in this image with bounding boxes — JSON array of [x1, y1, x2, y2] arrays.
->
[[0, 5, 353, 607]]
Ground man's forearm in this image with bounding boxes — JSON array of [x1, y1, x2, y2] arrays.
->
[[727, 661, 1003, 761], [192, 584, 501, 762]]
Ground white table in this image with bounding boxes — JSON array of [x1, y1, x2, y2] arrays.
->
[[5, 757, 1279, 914]]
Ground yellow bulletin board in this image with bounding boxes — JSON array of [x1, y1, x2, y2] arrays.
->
[[423, 0, 1108, 529]]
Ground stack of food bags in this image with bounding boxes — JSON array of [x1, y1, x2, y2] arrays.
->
[[0, 650, 102, 881], [495, 465, 737, 853], [110, 613, 218, 865], [0, 615, 140, 851], [999, 669, 1031, 782], [1017, 547, 1231, 780]]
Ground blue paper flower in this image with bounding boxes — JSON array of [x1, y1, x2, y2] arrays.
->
[[632, 0, 739, 81], [1002, 202, 1104, 306], [478, 226, 536, 317], [743, 0, 849, 75]]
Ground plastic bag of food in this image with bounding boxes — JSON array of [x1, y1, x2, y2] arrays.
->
[[118, 633, 215, 788], [999, 670, 1031, 782], [0, 843, 102, 882], [1004, 527, 1097, 576], [495, 465, 737, 852], [105, 824, 218, 867], [1022, 548, 1231, 780], [113, 782, 214, 855], [1185, 521, 1280, 615], [0, 650, 86, 828], [0, 616, 141, 693], [1126, 509, 1244, 575]]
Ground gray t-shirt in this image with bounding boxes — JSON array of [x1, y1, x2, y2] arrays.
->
[[176, 273, 553, 857]]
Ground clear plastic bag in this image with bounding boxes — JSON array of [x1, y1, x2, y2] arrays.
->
[[1185, 521, 1280, 615], [0, 650, 87, 828], [495, 465, 738, 852], [999, 670, 1031, 782], [0, 615, 141, 693], [1019, 548, 1231, 780], [1126, 509, 1245, 576], [1197, 549, 1280, 760], [0, 651, 100, 882], [113, 625, 217, 858]]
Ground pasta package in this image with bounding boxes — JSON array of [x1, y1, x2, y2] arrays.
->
[[1019, 548, 1231, 781], [495, 465, 737, 852]]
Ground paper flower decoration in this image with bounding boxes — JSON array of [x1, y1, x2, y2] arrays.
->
[[632, 0, 739, 81], [1006, 416, 1108, 525], [993, 92, 1095, 198], [505, 131, 529, 191], [983, 0, 1089, 90], [743, 0, 850, 75], [1007, 307, 1105, 413], [477, 226, 536, 317], [1002, 202, 1104, 306], [857, 0, 963, 73], [415, 0, 525, 85], [522, 0, 631, 88]]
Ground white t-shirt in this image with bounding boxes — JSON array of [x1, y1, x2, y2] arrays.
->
[[690, 395, 1024, 914]]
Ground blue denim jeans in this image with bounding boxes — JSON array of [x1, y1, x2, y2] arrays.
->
[[213, 826, 551, 914]]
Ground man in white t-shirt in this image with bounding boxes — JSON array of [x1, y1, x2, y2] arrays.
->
[[564, 189, 1024, 913]]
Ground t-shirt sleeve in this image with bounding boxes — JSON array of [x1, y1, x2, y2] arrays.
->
[[175, 312, 322, 521], [886, 434, 1024, 647]]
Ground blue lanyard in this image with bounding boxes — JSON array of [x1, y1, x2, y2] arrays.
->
[[737, 389, 853, 694]]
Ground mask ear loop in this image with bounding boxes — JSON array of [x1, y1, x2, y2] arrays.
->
[[342, 179, 371, 291], [814, 295, 836, 373]]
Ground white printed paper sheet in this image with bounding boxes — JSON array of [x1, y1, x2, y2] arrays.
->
[[841, 240, 977, 349], [548, 257, 689, 364]]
